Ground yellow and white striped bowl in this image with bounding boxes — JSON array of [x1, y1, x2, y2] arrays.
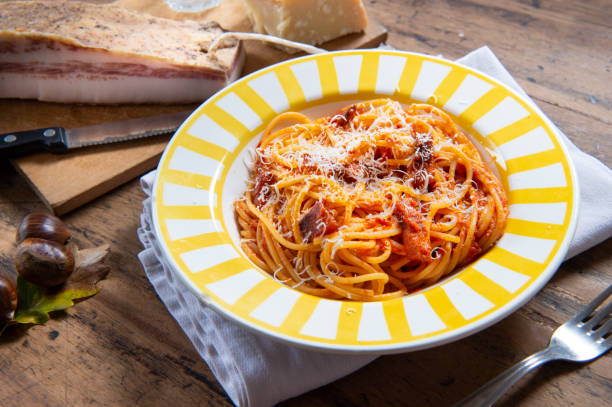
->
[[152, 50, 578, 354]]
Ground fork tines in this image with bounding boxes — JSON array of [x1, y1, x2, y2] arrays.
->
[[572, 284, 612, 341]]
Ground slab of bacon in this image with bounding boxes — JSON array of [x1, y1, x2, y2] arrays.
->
[[0, 1, 244, 104]]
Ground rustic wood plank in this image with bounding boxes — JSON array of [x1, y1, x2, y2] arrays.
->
[[0, 161, 234, 406]]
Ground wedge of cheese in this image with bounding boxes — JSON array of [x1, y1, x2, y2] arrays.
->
[[241, 0, 368, 46]]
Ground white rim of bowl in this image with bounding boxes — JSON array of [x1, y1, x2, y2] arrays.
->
[[151, 50, 580, 355]]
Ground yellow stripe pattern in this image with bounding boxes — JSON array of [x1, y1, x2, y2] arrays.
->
[[153, 51, 576, 351]]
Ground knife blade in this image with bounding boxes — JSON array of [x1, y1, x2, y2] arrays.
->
[[0, 110, 192, 156]]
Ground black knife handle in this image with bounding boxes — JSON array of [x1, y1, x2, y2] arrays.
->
[[0, 127, 69, 156]]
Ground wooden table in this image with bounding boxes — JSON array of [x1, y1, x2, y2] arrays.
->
[[1, 1, 610, 406]]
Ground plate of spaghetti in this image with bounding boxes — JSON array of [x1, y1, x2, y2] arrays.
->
[[152, 50, 578, 353]]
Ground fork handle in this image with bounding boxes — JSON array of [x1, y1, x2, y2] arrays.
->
[[454, 346, 558, 407]]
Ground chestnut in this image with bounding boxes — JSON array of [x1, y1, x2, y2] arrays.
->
[[16, 212, 70, 245], [0, 275, 17, 324], [15, 238, 75, 287]]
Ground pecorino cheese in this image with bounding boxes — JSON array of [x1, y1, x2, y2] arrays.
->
[[241, 0, 368, 46]]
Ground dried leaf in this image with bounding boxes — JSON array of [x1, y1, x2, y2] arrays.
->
[[64, 263, 110, 294], [74, 243, 110, 269], [14, 276, 73, 324], [12, 245, 110, 326]]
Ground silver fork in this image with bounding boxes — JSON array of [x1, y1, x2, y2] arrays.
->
[[455, 284, 612, 407]]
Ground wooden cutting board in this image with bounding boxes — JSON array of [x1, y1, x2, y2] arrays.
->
[[3, 0, 387, 215]]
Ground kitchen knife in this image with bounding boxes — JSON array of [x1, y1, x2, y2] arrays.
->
[[0, 110, 192, 156]]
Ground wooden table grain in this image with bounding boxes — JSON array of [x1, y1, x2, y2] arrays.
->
[[1, 1, 611, 406]]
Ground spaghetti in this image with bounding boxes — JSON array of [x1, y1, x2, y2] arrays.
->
[[234, 99, 508, 301]]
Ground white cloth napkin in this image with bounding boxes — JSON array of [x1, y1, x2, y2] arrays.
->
[[137, 46, 612, 407]]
